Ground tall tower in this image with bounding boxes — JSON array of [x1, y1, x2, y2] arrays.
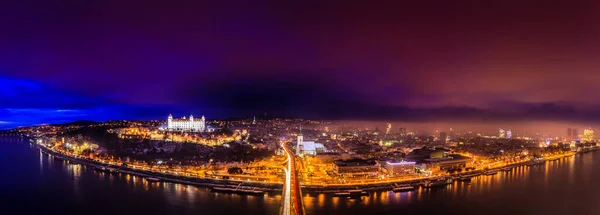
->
[[252, 116, 256, 125], [584, 128, 594, 142], [386, 123, 391, 135], [439, 132, 447, 144], [189, 114, 194, 121], [167, 114, 173, 130], [499, 128, 506, 138], [296, 124, 303, 156]]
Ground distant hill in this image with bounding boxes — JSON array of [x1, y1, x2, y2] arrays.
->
[[53, 120, 99, 126]]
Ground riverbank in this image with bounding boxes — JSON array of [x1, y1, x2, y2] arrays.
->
[[32, 139, 597, 194]]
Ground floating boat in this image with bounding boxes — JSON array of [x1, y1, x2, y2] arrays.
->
[[94, 166, 107, 172], [334, 190, 369, 197], [457, 176, 472, 182], [501, 167, 513, 172], [392, 186, 415, 193], [53, 156, 64, 161], [211, 187, 265, 196], [423, 178, 451, 188], [145, 177, 161, 182], [106, 168, 119, 173], [484, 170, 499, 175], [526, 160, 544, 166]]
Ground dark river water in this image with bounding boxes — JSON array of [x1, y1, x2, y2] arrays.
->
[[2, 137, 600, 215]]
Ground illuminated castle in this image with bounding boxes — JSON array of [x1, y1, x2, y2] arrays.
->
[[167, 114, 206, 132]]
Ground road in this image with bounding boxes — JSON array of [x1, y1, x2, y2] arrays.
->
[[280, 141, 305, 215]]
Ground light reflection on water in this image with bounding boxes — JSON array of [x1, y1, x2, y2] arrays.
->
[[16, 139, 599, 215]]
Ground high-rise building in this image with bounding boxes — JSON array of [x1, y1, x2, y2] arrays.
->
[[506, 129, 513, 139], [399, 128, 407, 136], [386, 123, 392, 135], [573, 128, 579, 140], [583, 128, 595, 142], [439, 132, 447, 144], [567, 128, 573, 141], [448, 128, 455, 140], [499, 128, 506, 138]]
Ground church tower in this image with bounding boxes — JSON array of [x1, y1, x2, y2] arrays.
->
[[296, 124, 303, 155], [167, 114, 173, 130], [189, 114, 194, 121]]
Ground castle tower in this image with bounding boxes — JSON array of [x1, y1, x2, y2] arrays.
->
[[167, 114, 173, 130], [296, 124, 303, 156], [201, 115, 206, 132], [189, 114, 194, 121]]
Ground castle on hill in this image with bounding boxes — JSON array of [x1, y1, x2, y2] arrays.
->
[[167, 114, 206, 132]]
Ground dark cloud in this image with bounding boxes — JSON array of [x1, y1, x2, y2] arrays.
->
[[2, 0, 600, 129]]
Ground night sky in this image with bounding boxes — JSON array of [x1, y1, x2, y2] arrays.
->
[[2, 1, 600, 130]]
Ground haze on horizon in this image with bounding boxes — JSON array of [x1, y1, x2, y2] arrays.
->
[[2, 1, 600, 131]]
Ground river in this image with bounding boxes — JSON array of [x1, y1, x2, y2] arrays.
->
[[2, 137, 600, 215]]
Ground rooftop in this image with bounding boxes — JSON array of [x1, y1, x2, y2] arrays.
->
[[334, 158, 377, 167]]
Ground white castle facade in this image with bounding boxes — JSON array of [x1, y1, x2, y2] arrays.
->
[[167, 114, 206, 132]]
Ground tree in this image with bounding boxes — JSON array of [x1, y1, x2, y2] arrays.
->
[[227, 167, 243, 175]]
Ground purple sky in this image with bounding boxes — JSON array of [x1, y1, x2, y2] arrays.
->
[[2, 1, 600, 130]]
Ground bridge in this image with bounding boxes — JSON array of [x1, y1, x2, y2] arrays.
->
[[280, 141, 305, 215]]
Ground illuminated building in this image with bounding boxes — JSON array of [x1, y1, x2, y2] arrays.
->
[[439, 132, 447, 144], [167, 114, 206, 132], [583, 128, 595, 142], [386, 123, 391, 135], [573, 128, 579, 140], [506, 129, 512, 139], [499, 128, 506, 138], [333, 159, 379, 176], [399, 128, 406, 136], [296, 124, 326, 156], [385, 161, 416, 176], [567, 128, 573, 141]]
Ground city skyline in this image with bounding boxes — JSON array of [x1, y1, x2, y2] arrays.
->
[[5, 1, 600, 215]]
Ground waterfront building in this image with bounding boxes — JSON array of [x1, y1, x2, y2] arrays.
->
[[333, 159, 379, 176], [385, 161, 416, 176], [167, 114, 206, 132], [424, 155, 469, 170]]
